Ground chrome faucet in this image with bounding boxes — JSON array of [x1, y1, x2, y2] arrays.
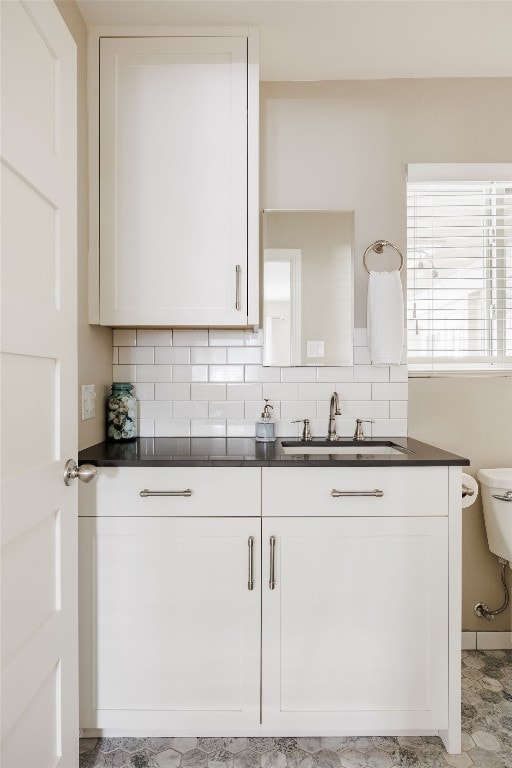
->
[[327, 391, 341, 442]]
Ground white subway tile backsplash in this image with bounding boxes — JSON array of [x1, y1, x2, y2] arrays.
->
[[244, 365, 281, 383], [137, 329, 173, 346], [155, 347, 190, 364], [137, 419, 155, 437], [353, 346, 371, 365], [244, 330, 264, 347], [173, 330, 209, 346], [132, 382, 155, 401], [173, 400, 208, 419], [209, 401, 244, 419], [155, 383, 190, 401], [173, 365, 208, 382], [112, 329, 409, 437], [353, 365, 389, 383], [113, 329, 136, 347], [119, 346, 155, 365], [298, 383, 337, 401], [281, 367, 317, 383], [372, 383, 408, 401], [334, 400, 390, 419], [154, 419, 190, 437], [389, 365, 409, 382], [317, 367, 354, 383], [371, 419, 407, 437], [280, 401, 317, 420], [262, 383, 299, 401], [227, 347, 263, 364], [227, 419, 256, 437], [190, 419, 226, 437], [244, 400, 281, 420], [113, 364, 136, 382], [191, 383, 226, 401], [138, 400, 173, 419], [226, 383, 263, 401], [136, 364, 172, 383], [209, 329, 246, 346], [209, 365, 244, 383], [337, 383, 372, 401], [390, 401, 408, 419], [190, 347, 227, 365]]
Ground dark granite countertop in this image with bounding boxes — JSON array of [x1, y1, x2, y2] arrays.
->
[[78, 437, 470, 468]]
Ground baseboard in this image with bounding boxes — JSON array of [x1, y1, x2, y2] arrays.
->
[[462, 631, 512, 650]]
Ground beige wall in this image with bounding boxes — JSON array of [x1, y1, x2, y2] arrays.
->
[[262, 77, 512, 631], [56, 0, 112, 450], [409, 377, 512, 631]]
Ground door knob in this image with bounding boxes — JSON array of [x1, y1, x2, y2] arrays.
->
[[64, 459, 97, 486]]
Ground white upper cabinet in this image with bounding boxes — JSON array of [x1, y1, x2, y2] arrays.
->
[[93, 32, 258, 326]]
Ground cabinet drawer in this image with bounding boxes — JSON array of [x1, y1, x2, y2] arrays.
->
[[79, 467, 260, 517], [262, 466, 448, 516]]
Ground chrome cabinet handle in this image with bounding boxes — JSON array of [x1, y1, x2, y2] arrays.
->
[[492, 491, 512, 502], [140, 489, 193, 497], [331, 488, 384, 498], [248, 536, 254, 591], [269, 536, 276, 590], [235, 264, 241, 310]]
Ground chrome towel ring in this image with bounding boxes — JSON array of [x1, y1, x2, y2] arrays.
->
[[363, 240, 404, 274]]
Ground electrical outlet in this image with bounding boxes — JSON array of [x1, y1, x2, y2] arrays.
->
[[81, 384, 96, 421], [307, 340, 325, 358]]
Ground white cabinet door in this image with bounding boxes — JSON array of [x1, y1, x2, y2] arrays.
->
[[99, 36, 250, 326], [262, 517, 448, 732], [80, 517, 260, 730]]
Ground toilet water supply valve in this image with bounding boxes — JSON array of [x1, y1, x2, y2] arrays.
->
[[474, 557, 510, 620]]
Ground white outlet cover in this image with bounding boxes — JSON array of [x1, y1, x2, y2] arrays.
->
[[82, 384, 96, 421], [307, 340, 324, 358]]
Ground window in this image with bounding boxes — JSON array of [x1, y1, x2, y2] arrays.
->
[[407, 165, 512, 373]]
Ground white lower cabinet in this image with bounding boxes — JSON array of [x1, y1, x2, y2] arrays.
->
[[79, 516, 261, 730], [79, 465, 460, 748], [261, 516, 448, 732]]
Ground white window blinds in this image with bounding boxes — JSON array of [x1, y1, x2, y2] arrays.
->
[[407, 174, 512, 372]]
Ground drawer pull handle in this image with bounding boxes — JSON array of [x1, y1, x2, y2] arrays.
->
[[139, 489, 193, 498], [331, 488, 384, 498], [235, 264, 242, 310], [248, 536, 254, 591], [269, 535, 276, 590]]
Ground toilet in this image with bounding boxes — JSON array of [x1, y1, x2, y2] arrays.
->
[[477, 468, 512, 562]]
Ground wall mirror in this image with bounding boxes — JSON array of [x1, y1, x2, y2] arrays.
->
[[262, 210, 354, 366]]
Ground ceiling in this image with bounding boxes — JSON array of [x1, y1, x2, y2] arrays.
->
[[76, 0, 512, 81]]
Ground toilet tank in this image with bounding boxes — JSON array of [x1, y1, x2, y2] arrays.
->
[[477, 468, 512, 562]]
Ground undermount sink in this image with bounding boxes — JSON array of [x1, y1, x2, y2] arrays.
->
[[280, 440, 412, 456]]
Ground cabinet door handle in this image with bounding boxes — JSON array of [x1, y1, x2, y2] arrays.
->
[[139, 489, 193, 497], [269, 535, 276, 590], [235, 264, 242, 310], [248, 536, 254, 591], [331, 488, 384, 498]]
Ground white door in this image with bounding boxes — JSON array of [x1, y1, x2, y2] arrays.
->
[[1, 2, 78, 766], [262, 517, 448, 732], [79, 517, 261, 731]]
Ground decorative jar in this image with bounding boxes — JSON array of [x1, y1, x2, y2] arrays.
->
[[107, 383, 137, 441]]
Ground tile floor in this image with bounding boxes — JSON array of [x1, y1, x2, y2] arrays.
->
[[79, 650, 512, 768]]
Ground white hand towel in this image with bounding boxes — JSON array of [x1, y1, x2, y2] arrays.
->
[[367, 270, 404, 366]]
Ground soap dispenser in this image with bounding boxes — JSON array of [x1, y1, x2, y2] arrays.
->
[[255, 399, 276, 442]]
